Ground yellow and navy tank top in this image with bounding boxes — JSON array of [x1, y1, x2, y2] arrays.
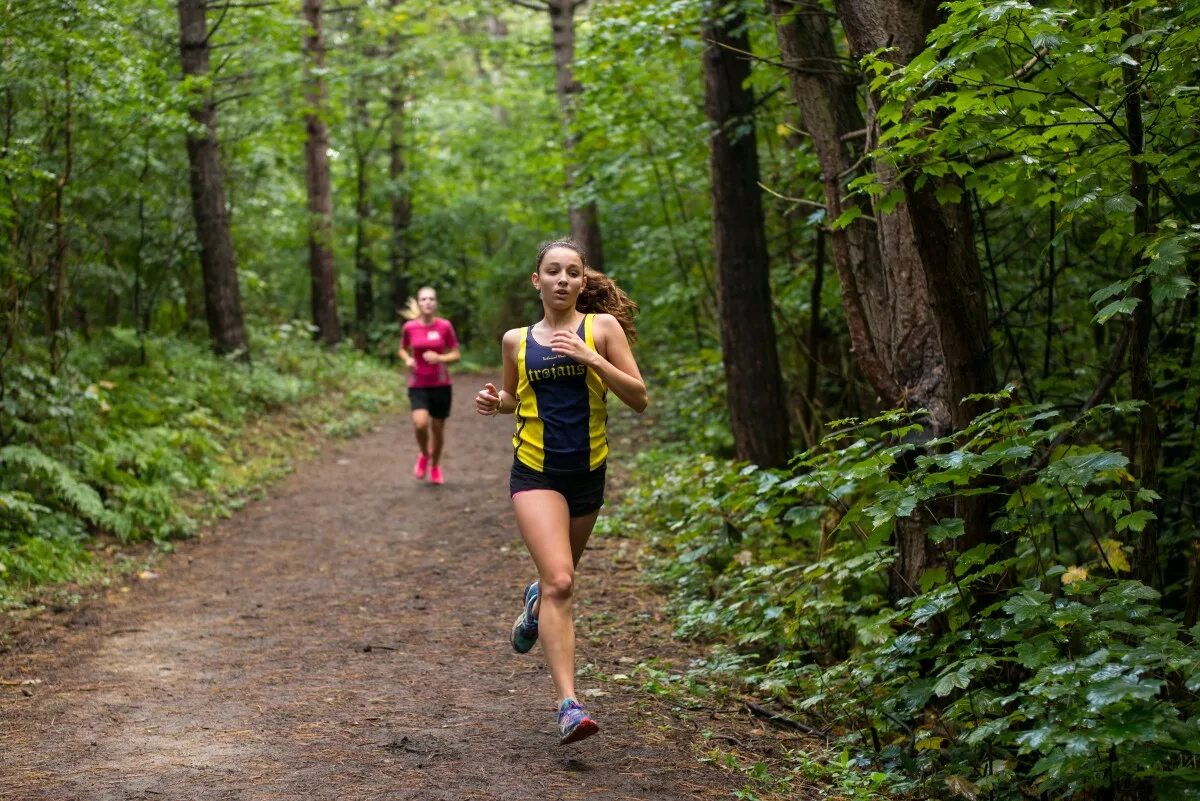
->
[[513, 314, 608, 474]]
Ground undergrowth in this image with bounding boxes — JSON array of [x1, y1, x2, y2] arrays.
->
[[606, 381, 1200, 801], [0, 323, 402, 608]]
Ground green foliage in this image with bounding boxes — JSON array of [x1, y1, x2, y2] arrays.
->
[[612, 392, 1200, 800], [0, 325, 400, 606]]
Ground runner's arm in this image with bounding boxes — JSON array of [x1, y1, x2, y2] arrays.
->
[[476, 329, 520, 416], [397, 327, 415, 368], [425, 347, 461, 364], [589, 314, 648, 413]]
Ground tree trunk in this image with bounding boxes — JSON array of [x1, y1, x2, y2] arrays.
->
[[1122, 14, 1161, 589], [702, 2, 792, 469], [303, 0, 340, 346], [775, 0, 995, 595], [46, 53, 72, 374], [352, 93, 374, 349], [547, 0, 603, 270], [177, 0, 249, 358], [769, 1, 898, 405], [830, 0, 993, 431], [388, 0, 412, 319]]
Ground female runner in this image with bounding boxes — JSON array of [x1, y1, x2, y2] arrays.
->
[[475, 239, 647, 744], [398, 286, 460, 485]]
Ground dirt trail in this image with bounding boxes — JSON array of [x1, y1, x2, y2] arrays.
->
[[0, 373, 772, 801]]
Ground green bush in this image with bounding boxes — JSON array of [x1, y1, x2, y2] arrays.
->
[[611, 390, 1200, 800], [0, 324, 401, 606]]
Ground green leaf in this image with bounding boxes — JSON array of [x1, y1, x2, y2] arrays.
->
[[831, 205, 864, 230], [1093, 297, 1139, 324], [934, 664, 971, 697], [1151, 274, 1194, 304], [929, 517, 965, 543], [1090, 278, 1135, 304], [1003, 588, 1051, 623], [1086, 675, 1163, 712], [935, 183, 963, 205], [1115, 510, 1155, 533], [1103, 194, 1139, 214], [1042, 450, 1129, 486]]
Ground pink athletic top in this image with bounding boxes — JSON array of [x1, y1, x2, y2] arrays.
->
[[401, 317, 458, 388]]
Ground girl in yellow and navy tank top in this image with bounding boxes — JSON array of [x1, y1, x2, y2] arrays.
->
[[475, 239, 647, 746], [512, 313, 609, 474]]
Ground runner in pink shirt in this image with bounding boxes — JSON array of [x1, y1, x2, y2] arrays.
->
[[397, 287, 460, 485]]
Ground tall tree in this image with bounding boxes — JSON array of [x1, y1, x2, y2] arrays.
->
[[303, 0, 340, 346], [514, 0, 604, 269], [387, 0, 412, 318], [1121, 11, 1161, 589], [176, 0, 248, 358], [828, 0, 994, 432], [772, 0, 995, 594], [350, 88, 376, 349], [702, 1, 791, 468], [45, 46, 72, 373], [769, 0, 886, 410]]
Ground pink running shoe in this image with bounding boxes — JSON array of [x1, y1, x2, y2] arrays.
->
[[430, 465, 444, 485], [413, 453, 429, 480]]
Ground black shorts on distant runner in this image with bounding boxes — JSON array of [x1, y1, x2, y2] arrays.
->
[[408, 385, 452, 419], [509, 458, 606, 518]]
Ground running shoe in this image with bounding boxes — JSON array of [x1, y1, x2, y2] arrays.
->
[[430, 465, 444, 485], [510, 580, 539, 653], [557, 698, 599, 745], [413, 453, 429, 479]]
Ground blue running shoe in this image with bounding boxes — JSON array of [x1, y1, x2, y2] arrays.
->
[[510, 580, 539, 653], [557, 698, 599, 745]]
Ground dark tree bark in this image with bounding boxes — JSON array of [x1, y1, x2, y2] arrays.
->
[[46, 53, 72, 373], [351, 91, 374, 350], [769, 0, 897, 402], [773, 0, 995, 595], [303, 0, 340, 346], [547, 0, 603, 270], [1122, 15, 1161, 589], [177, 0, 249, 358], [703, 2, 792, 468], [828, 0, 993, 432], [388, 0, 412, 319]]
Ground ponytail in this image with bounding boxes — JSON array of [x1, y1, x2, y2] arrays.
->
[[535, 238, 639, 343], [400, 297, 421, 321], [399, 286, 437, 321], [579, 269, 638, 343]]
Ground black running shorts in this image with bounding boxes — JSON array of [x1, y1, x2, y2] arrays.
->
[[408, 385, 452, 419], [509, 458, 606, 518]]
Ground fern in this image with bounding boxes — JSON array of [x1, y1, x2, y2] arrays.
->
[[0, 445, 107, 523], [0, 490, 51, 528]]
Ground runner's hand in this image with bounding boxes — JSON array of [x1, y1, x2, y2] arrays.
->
[[549, 331, 597, 366], [422, 351, 441, 363], [476, 383, 502, 416]]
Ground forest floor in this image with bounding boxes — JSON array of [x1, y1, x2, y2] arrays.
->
[[0, 373, 816, 801]]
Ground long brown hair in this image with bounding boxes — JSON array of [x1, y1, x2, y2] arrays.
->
[[535, 239, 639, 343]]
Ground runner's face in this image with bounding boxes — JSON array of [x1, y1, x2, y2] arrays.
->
[[417, 291, 438, 317], [533, 248, 585, 311]]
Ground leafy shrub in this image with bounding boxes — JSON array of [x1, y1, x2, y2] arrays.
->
[[0, 325, 400, 606], [611, 390, 1200, 800]]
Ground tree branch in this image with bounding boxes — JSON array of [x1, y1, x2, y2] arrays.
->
[[505, 0, 549, 11]]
